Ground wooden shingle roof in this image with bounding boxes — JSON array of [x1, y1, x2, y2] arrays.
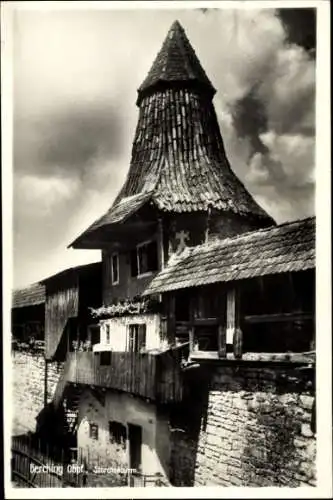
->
[[71, 21, 273, 249], [12, 283, 45, 309], [70, 192, 153, 247], [143, 217, 315, 295], [137, 20, 216, 103]]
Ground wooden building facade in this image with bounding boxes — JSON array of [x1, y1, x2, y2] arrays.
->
[[42, 262, 102, 362]]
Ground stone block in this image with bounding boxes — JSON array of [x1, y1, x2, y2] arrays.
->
[[294, 437, 308, 449], [299, 395, 314, 411], [206, 434, 221, 447], [299, 460, 315, 477], [301, 423, 314, 438]]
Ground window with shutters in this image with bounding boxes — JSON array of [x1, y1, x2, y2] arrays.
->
[[130, 240, 158, 278], [127, 324, 146, 353]]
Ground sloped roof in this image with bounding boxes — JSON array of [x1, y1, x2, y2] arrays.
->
[[40, 261, 101, 285], [143, 217, 315, 295], [69, 192, 153, 247], [12, 283, 45, 309], [70, 21, 273, 249], [137, 20, 216, 102]]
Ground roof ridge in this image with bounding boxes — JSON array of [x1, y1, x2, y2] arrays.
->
[[13, 282, 44, 293], [39, 261, 102, 284]]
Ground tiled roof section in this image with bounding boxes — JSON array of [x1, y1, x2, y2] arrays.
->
[[138, 20, 216, 102], [114, 88, 273, 220], [143, 217, 315, 295], [12, 282, 45, 309], [69, 192, 153, 247]]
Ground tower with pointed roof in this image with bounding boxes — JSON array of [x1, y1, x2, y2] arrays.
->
[[41, 22, 317, 485], [71, 20, 274, 303]]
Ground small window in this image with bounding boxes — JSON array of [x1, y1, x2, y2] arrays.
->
[[109, 421, 127, 448], [105, 324, 110, 344], [138, 241, 158, 276], [100, 351, 111, 365], [131, 241, 158, 277], [89, 423, 99, 440], [128, 324, 146, 353], [111, 253, 119, 284]]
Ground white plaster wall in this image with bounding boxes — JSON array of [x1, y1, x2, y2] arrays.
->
[[77, 388, 170, 477], [94, 314, 165, 352]]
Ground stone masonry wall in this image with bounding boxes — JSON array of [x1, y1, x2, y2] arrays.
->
[[12, 349, 63, 435], [170, 363, 316, 487]]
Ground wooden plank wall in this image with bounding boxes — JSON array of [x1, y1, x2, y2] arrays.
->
[[45, 273, 79, 360], [65, 350, 184, 403]]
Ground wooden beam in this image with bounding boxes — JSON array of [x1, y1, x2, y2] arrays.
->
[[226, 286, 242, 359], [193, 318, 219, 327], [167, 294, 176, 346], [189, 326, 195, 354], [157, 218, 165, 270], [244, 312, 313, 324], [218, 325, 226, 358], [44, 359, 48, 406]]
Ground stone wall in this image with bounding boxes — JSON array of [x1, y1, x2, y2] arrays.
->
[[12, 348, 63, 435], [170, 362, 316, 487]]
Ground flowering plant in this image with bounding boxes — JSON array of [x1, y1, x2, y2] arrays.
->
[[89, 297, 161, 319]]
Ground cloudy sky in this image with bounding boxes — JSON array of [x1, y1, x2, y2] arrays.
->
[[11, 5, 316, 289]]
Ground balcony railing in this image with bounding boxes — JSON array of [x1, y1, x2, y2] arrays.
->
[[64, 348, 186, 403]]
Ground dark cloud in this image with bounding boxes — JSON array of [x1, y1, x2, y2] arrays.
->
[[14, 102, 123, 179], [230, 84, 268, 158], [11, 8, 316, 288], [276, 8, 316, 56]]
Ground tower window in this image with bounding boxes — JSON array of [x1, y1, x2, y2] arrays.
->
[[131, 240, 158, 277], [111, 253, 119, 284]]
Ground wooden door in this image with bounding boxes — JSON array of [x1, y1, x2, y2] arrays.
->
[[128, 424, 142, 471]]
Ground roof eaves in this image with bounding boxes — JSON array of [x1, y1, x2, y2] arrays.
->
[[68, 191, 155, 249], [143, 216, 315, 295]]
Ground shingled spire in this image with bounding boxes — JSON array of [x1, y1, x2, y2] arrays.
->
[[71, 21, 273, 248], [137, 20, 216, 104]]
